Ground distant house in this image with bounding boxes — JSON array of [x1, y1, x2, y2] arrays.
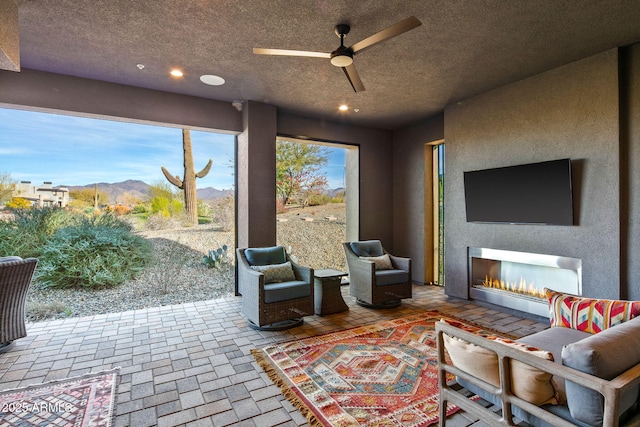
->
[[14, 181, 69, 208]]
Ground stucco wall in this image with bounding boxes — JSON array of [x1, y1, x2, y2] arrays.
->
[[443, 49, 621, 300], [392, 113, 444, 283]]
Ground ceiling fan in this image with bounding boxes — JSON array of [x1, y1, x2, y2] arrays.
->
[[253, 16, 422, 93]]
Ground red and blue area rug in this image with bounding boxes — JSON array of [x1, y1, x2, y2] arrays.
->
[[0, 368, 119, 427], [252, 311, 499, 427]]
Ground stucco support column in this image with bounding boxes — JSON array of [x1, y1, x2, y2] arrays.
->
[[236, 100, 277, 250]]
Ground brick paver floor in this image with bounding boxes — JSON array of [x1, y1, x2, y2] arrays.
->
[[0, 285, 548, 426]]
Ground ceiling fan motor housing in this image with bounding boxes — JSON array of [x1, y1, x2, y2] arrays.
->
[[331, 24, 353, 67]]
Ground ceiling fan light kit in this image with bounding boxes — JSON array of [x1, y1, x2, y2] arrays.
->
[[253, 16, 421, 93]]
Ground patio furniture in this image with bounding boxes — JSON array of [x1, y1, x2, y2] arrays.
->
[[0, 256, 38, 353], [343, 240, 412, 308], [436, 290, 640, 427], [313, 268, 348, 315], [236, 246, 314, 330]]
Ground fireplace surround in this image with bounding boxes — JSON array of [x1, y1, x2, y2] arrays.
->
[[468, 247, 582, 317]]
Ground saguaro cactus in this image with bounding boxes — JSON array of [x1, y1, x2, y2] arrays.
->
[[161, 128, 213, 226]]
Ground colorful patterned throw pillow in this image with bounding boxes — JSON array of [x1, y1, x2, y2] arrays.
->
[[546, 288, 640, 333]]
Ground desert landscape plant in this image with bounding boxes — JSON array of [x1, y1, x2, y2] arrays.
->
[[35, 213, 152, 288], [0, 207, 78, 258], [161, 128, 213, 226]]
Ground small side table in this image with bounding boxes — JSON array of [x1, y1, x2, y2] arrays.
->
[[313, 269, 349, 316]]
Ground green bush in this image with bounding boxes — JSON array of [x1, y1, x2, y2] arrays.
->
[[132, 204, 147, 214], [36, 214, 152, 289], [0, 207, 79, 258], [306, 193, 330, 206]]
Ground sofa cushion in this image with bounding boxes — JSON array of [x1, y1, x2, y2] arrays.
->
[[359, 254, 393, 270], [350, 240, 384, 257], [263, 280, 310, 304], [374, 269, 409, 286], [250, 261, 296, 284], [440, 319, 559, 406], [546, 288, 640, 333], [562, 315, 640, 425], [518, 326, 590, 399], [0, 256, 23, 263], [244, 246, 287, 266]]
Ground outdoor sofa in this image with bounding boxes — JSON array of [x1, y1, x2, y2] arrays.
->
[[436, 289, 640, 426]]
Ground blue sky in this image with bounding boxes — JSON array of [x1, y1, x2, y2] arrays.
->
[[0, 107, 346, 190]]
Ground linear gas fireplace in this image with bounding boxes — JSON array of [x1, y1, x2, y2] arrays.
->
[[468, 247, 582, 318]]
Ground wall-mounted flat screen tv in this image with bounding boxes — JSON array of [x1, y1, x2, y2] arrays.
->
[[464, 159, 573, 225]]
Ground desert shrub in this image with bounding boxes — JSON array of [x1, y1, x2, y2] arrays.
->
[[331, 190, 346, 203], [306, 193, 330, 206], [0, 207, 80, 258], [36, 214, 152, 289], [106, 204, 131, 216], [144, 212, 186, 230], [132, 204, 147, 214], [150, 196, 171, 217], [197, 200, 211, 217], [211, 195, 235, 231], [5, 197, 32, 209]]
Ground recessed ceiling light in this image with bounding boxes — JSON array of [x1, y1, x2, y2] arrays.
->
[[338, 104, 349, 111], [170, 69, 184, 78], [200, 75, 225, 86]]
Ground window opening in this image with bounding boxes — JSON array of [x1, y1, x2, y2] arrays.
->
[[275, 137, 357, 272], [0, 106, 236, 320]]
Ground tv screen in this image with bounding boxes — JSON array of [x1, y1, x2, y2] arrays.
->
[[464, 159, 573, 225]]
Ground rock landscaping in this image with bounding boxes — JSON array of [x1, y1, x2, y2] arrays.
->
[[25, 203, 346, 322]]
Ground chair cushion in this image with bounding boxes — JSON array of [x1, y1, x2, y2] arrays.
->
[[562, 315, 640, 425], [244, 246, 287, 266], [350, 240, 384, 257], [0, 256, 23, 263], [440, 319, 559, 406], [374, 269, 409, 286], [250, 261, 296, 284], [359, 254, 393, 270], [263, 280, 311, 304], [546, 288, 640, 333]]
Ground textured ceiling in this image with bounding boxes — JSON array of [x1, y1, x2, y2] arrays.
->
[[11, 0, 640, 130]]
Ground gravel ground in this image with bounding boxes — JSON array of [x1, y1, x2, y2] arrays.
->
[[25, 203, 346, 322]]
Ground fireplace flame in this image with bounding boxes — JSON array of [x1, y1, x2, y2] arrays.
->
[[483, 274, 545, 299]]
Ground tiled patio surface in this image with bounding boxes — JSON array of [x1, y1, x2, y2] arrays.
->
[[0, 285, 548, 426]]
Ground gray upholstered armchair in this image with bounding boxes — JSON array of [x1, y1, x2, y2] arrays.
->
[[343, 240, 412, 308], [1, 256, 38, 353], [236, 246, 314, 330]]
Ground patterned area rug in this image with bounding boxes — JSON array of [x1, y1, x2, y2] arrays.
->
[[0, 368, 119, 427], [252, 311, 508, 427]]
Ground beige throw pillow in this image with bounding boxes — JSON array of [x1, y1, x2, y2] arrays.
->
[[440, 318, 559, 406], [250, 261, 296, 283], [359, 254, 393, 270]]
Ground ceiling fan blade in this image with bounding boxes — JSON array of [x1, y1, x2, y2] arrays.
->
[[350, 16, 422, 54], [253, 48, 331, 58], [342, 64, 365, 92]]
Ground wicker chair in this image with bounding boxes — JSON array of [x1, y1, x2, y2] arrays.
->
[[343, 240, 412, 308], [0, 256, 38, 353], [236, 246, 314, 330]]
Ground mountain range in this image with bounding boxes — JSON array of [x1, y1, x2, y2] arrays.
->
[[63, 180, 343, 204], [64, 180, 232, 203]]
